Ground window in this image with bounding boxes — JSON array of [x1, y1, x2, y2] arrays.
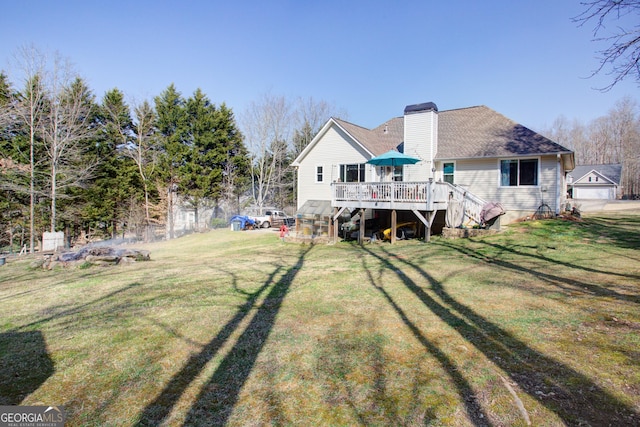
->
[[500, 158, 538, 186], [393, 166, 403, 181], [340, 164, 365, 182], [316, 165, 323, 182], [443, 162, 454, 184]]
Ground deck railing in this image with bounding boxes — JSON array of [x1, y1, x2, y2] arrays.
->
[[333, 181, 450, 208], [446, 183, 486, 225], [332, 181, 486, 224]]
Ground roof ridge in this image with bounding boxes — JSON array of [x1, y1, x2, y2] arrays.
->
[[373, 116, 403, 126], [440, 105, 487, 113], [333, 117, 372, 131], [576, 163, 622, 167]]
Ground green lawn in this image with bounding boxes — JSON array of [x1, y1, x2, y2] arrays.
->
[[1, 214, 639, 426]]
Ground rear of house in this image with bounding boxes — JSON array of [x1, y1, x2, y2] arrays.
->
[[434, 105, 574, 222], [292, 102, 575, 239]]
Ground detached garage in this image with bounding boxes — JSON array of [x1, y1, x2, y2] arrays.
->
[[568, 164, 621, 200]]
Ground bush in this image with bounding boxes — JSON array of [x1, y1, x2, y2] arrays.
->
[[211, 218, 228, 229]]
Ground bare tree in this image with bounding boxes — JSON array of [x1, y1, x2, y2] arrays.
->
[[546, 97, 640, 198], [291, 96, 334, 156], [38, 55, 96, 232], [609, 97, 640, 197], [127, 99, 157, 235], [9, 45, 48, 253], [242, 93, 292, 213], [574, 0, 640, 90]]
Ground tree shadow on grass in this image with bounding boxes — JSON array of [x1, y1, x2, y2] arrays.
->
[[12, 282, 145, 332], [135, 246, 312, 427], [370, 245, 639, 426], [0, 331, 54, 405], [359, 249, 492, 426], [437, 239, 640, 305], [580, 215, 640, 250]]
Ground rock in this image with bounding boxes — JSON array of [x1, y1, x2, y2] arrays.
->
[[46, 261, 62, 270], [39, 246, 151, 269], [85, 255, 119, 264], [119, 249, 150, 261], [30, 259, 46, 269]]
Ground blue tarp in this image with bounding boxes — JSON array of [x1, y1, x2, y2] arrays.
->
[[230, 215, 256, 230]]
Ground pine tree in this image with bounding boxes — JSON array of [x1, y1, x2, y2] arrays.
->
[[214, 103, 248, 218], [81, 88, 141, 239], [155, 84, 188, 239], [0, 72, 28, 251]]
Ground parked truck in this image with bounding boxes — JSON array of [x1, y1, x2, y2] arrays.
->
[[253, 210, 295, 229]]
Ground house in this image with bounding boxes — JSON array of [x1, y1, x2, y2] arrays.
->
[[567, 164, 622, 200], [291, 102, 575, 242]]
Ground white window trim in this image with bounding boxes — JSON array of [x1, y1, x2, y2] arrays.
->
[[498, 157, 540, 187], [339, 163, 366, 183], [315, 164, 324, 183], [442, 160, 455, 184]]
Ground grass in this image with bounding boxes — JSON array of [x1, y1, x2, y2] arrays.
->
[[1, 213, 639, 426]]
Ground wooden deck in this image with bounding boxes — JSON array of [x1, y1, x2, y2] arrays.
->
[[330, 181, 487, 243], [333, 181, 460, 210]]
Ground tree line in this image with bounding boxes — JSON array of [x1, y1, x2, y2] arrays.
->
[[0, 48, 336, 253], [544, 96, 640, 199], [2, 45, 637, 254]]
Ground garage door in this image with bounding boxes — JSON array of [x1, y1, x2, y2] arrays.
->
[[575, 186, 613, 199]]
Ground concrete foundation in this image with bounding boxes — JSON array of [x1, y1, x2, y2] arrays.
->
[[442, 227, 499, 239]]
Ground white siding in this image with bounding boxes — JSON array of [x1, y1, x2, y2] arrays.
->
[[403, 111, 437, 181], [575, 171, 609, 185], [446, 155, 561, 213], [296, 124, 372, 208]]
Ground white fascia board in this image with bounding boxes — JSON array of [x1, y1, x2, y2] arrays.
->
[[291, 118, 374, 166], [573, 170, 616, 185], [435, 150, 574, 162], [291, 118, 335, 167]]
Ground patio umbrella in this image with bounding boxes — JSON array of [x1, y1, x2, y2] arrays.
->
[[366, 150, 420, 167]]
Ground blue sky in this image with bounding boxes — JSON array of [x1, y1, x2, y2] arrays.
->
[[1, 1, 637, 132]]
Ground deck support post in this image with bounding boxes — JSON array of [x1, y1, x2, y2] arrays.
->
[[390, 210, 397, 244], [332, 206, 350, 242], [412, 209, 436, 243], [359, 208, 366, 245]]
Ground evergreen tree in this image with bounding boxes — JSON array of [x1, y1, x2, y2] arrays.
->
[[180, 88, 221, 227], [292, 120, 315, 158], [155, 84, 188, 239], [170, 89, 250, 228], [80, 88, 140, 239], [0, 72, 27, 250], [215, 103, 248, 218]]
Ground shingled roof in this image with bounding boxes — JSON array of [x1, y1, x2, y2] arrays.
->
[[330, 105, 571, 160], [436, 105, 572, 159], [333, 117, 404, 156], [568, 164, 622, 185]]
